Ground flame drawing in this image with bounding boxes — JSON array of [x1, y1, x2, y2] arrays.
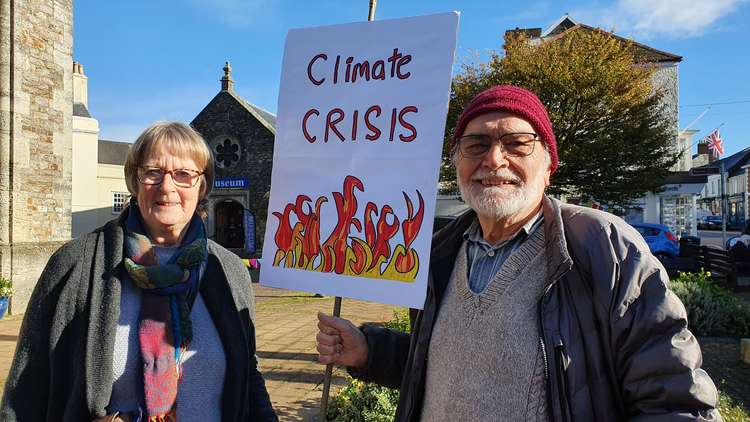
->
[[271, 175, 424, 282]]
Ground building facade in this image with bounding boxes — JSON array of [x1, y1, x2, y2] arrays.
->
[[697, 147, 750, 230], [1, 0, 74, 313], [191, 63, 276, 257], [70, 62, 131, 238]]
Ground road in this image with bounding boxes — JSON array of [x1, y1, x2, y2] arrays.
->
[[697, 229, 741, 248]]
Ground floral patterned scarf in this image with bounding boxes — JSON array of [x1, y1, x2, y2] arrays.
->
[[121, 201, 208, 421]]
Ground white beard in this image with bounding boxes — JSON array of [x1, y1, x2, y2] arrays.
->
[[458, 169, 533, 220]]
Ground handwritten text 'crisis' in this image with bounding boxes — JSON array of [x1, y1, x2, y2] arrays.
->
[[302, 48, 419, 144]]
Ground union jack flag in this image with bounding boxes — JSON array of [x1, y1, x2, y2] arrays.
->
[[703, 129, 724, 158]]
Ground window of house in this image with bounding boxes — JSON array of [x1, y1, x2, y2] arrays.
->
[[113, 192, 128, 214]]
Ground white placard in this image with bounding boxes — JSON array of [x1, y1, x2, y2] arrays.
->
[[261, 12, 459, 309]]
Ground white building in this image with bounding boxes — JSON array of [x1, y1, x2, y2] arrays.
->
[[71, 63, 130, 238], [697, 147, 750, 230]]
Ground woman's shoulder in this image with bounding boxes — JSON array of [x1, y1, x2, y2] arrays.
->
[[205, 240, 255, 311], [49, 231, 100, 269], [47, 219, 122, 274], [206, 240, 252, 283], [35, 233, 98, 295]]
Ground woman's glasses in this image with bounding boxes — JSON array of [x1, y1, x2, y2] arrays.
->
[[137, 167, 203, 188]]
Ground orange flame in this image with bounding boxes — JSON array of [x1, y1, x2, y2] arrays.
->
[[271, 175, 425, 282]]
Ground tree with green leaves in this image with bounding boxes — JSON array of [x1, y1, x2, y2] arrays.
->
[[442, 28, 679, 206]]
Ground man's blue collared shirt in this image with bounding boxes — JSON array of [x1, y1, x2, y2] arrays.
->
[[463, 212, 544, 294]]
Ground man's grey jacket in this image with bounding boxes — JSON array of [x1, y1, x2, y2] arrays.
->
[[351, 196, 720, 421]]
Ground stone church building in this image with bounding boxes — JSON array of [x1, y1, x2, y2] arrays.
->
[[191, 62, 276, 257], [1, 0, 74, 313]]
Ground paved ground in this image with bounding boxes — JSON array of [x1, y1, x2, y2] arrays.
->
[[0, 314, 20, 391], [0, 285, 396, 421], [253, 286, 396, 421], [1, 285, 748, 419]]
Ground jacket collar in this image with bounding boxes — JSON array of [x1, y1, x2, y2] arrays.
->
[[85, 218, 126, 415], [541, 196, 574, 284], [429, 195, 573, 298]]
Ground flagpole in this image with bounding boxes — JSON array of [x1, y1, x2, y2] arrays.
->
[[319, 5, 378, 419], [721, 160, 727, 248], [678, 107, 710, 137]]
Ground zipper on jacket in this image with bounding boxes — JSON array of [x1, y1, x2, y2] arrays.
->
[[538, 275, 569, 422], [554, 336, 572, 422], [538, 282, 554, 420]]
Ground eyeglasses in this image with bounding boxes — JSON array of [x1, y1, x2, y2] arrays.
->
[[137, 167, 203, 188], [457, 132, 539, 159]]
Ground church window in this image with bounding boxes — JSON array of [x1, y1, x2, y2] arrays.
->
[[214, 136, 241, 168]]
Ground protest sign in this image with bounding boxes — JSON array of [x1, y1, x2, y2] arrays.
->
[[261, 12, 459, 308]]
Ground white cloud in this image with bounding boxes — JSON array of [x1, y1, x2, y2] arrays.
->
[[573, 0, 748, 39]]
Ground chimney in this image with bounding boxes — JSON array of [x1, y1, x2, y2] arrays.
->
[[72, 61, 88, 107], [698, 141, 718, 163], [221, 61, 234, 93]]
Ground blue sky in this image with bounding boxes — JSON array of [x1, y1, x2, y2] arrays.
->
[[74, 0, 749, 157]]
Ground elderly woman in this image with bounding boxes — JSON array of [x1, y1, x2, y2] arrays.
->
[[0, 122, 277, 421]]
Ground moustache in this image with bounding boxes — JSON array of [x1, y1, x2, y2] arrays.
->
[[470, 169, 523, 185]]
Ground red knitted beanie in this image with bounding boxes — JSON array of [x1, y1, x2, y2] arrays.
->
[[452, 85, 558, 173]]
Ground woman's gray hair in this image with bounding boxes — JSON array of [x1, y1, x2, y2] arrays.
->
[[124, 121, 215, 201]]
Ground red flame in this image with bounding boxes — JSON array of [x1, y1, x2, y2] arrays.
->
[[394, 191, 424, 273], [401, 190, 424, 249], [271, 175, 425, 281], [272, 203, 295, 252], [368, 205, 400, 271], [321, 175, 364, 274], [364, 202, 378, 247]]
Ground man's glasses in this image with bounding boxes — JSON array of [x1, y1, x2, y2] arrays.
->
[[137, 167, 203, 188], [457, 132, 539, 159]]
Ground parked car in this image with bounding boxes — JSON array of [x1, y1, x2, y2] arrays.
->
[[630, 222, 680, 260], [697, 215, 723, 230], [433, 195, 471, 233]]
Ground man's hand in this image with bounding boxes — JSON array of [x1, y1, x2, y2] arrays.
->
[[316, 312, 368, 369]]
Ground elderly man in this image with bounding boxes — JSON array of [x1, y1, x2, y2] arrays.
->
[[317, 85, 720, 421]]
